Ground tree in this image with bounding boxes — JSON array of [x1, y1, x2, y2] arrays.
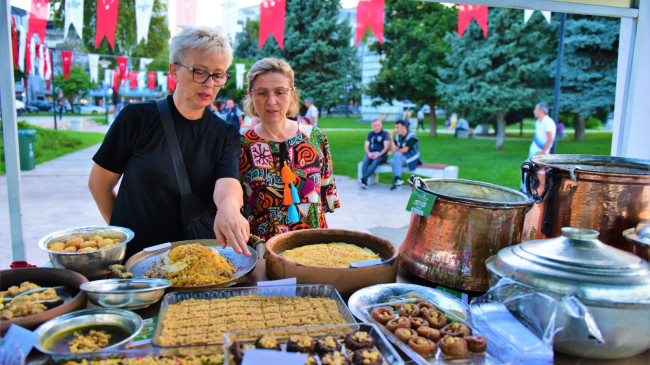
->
[[49, 0, 170, 69], [234, 19, 262, 60], [257, 0, 360, 113], [54, 66, 93, 108], [438, 8, 555, 150], [555, 15, 619, 141], [366, 0, 455, 136]]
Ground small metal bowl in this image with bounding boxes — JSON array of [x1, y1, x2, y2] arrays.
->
[[81, 278, 171, 310], [38, 226, 134, 280], [34, 308, 143, 355]]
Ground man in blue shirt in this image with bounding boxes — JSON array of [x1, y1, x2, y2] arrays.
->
[[224, 99, 243, 131], [359, 119, 391, 189]]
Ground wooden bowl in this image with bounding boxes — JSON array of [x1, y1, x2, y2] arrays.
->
[[0, 268, 88, 335], [265, 229, 399, 297]]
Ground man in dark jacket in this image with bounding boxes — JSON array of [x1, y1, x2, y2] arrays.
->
[[389, 120, 422, 190]]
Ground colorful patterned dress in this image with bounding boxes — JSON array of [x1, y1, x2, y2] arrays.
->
[[240, 124, 340, 240]]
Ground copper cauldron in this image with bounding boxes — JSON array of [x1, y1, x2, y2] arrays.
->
[[400, 178, 534, 292], [521, 155, 650, 253]]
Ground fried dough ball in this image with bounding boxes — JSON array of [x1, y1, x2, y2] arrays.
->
[[79, 240, 98, 249], [417, 302, 437, 313], [78, 247, 98, 253], [410, 317, 429, 329], [386, 317, 411, 332], [465, 336, 487, 353], [49, 242, 66, 252], [408, 336, 437, 357], [417, 326, 441, 342], [394, 328, 418, 342], [370, 306, 394, 325], [398, 303, 420, 317], [98, 239, 114, 248], [63, 246, 77, 253], [441, 322, 472, 338], [65, 238, 83, 248], [423, 310, 447, 329], [91, 236, 104, 243]]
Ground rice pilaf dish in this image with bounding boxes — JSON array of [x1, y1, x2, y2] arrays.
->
[[144, 243, 236, 286], [281, 242, 380, 267]]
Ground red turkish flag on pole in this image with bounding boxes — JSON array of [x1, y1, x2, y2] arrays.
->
[[95, 0, 120, 49], [113, 69, 119, 93], [12, 16, 19, 67], [168, 72, 176, 91], [27, 0, 49, 44], [259, 0, 286, 49], [61, 51, 73, 79], [458, 4, 488, 38], [148, 71, 156, 90], [129, 70, 138, 89], [356, 0, 384, 45], [117, 56, 128, 82]]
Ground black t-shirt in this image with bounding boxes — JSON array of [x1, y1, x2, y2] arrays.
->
[[93, 95, 240, 258], [366, 130, 390, 153]]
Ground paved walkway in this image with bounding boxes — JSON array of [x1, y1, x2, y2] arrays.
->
[[0, 121, 413, 268]]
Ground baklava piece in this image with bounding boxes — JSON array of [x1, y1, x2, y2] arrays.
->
[[416, 326, 441, 342], [438, 335, 469, 358], [409, 317, 429, 329], [370, 306, 394, 325], [287, 335, 315, 353], [304, 355, 318, 365], [352, 349, 383, 365], [397, 303, 420, 317], [394, 327, 418, 342], [385, 316, 410, 332], [465, 335, 487, 353], [423, 310, 447, 329], [321, 351, 351, 365], [344, 331, 374, 351], [229, 341, 255, 365], [254, 335, 281, 350], [315, 336, 341, 357], [407, 336, 437, 357], [441, 322, 472, 338]]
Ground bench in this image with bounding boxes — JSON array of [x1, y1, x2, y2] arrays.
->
[[358, 162, 459, 185]]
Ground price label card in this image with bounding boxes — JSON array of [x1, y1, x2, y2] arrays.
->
[[130, 317, 157, 347], [405, 189, 436, 217]]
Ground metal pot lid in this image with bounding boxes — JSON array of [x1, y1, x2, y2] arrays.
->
[[487, 227, 650, 305], [624, 223, 650, 246]]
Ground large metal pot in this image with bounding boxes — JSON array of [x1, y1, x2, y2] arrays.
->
[[486, 227, 650, 359], [399, 178, 534, 292], [623, 223, 650, 261], [521, 154, 650, 253]]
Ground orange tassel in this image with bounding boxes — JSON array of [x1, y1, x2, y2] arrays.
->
[[281, 163, 295, 206]]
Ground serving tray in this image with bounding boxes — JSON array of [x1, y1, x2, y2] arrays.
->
[[124, 240, 257, 290]]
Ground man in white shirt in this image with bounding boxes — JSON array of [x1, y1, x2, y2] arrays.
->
[[304, 97, 319, 127], [522, 102, 556, 192]]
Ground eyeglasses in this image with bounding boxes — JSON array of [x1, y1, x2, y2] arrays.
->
[[175, 63, 230, 85], [250, 87, 294, 99]]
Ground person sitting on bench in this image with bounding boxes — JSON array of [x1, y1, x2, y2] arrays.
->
[[388, 120, 422, 190], [454, 118, 469, 138], [360, 119, 391, 189]]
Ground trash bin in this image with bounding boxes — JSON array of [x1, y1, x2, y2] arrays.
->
[[17, 129, 36, 171]]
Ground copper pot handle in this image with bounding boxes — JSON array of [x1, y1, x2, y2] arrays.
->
[[521, 162, 553, 203]]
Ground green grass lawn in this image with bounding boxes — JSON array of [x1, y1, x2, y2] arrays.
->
[[318, 116, 447, 129], [327, 130, 612, 190], [0, 122, 106, 175]]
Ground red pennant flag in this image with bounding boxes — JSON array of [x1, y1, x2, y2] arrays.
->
[[95, 0, 120, 49], [61, 50, 73, 79], [168, 72, 176, 91], [148, 71, 156, 90], [458, 4, 488, 38], [259, 0, 286, 49], [129, 70, 138, 89], [356, 0, 384, 45], [176, 0, 197, 32], [113, 69, 119, 93], [117, 56, 128, 82], [12, 16, 19, 67], [27, 0, 49, 44], [25, 39, 31, 75]]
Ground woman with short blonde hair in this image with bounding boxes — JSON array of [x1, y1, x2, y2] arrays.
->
[[239, 58, 340, 241]]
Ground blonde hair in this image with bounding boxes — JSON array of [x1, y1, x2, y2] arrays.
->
[[242, 58, 300, 117], [170, 26, 233, 67]]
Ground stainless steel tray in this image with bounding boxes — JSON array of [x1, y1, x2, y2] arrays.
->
[[124, 240, 257, 290], [361, 300, 498, 365], [348, 283, 470, 322], [152, 284, 356, 347], [223, 323, 404, 365]]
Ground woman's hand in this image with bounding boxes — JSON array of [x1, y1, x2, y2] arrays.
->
[[213, 178, 251, 256]]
